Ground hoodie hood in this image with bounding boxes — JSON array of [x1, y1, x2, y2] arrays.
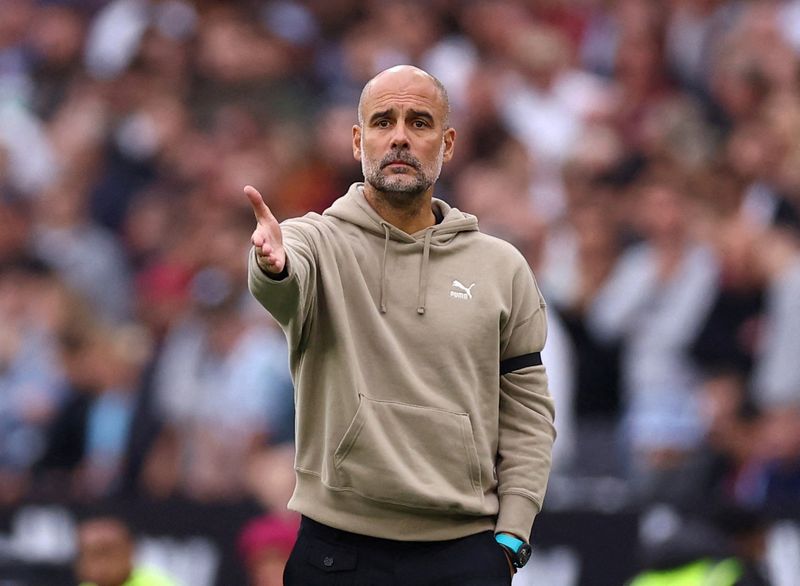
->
[[324, 183, 479, 314], [324, 183, 479, 243]]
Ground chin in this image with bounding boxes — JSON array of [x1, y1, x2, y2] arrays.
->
[[384, 181, 426, 196], [391, 172, 429, 187], [385, 181, 420, 193]]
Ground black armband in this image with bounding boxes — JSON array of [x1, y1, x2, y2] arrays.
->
[[500, 352, 542, 375]]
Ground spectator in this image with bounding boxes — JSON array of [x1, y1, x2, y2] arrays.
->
[[587, 173, 720, 493], [686, 372, 766, 508], [691, 188, 765, 380], [76, 514, 175, 586], [144, 267, 293, 502], [546, 192, 624, 477], [496, 23, 612, 221], [626, 510, 770, 586], [237, 514, 300, 586], [34, 316, 150, 501], [0, 259, 68, 503], [751, 227, 800, 408], [30, 173, 133, 323], [757, 404, 800, 510]]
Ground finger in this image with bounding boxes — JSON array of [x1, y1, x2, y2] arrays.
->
[[255, 244, 273, 261], [252, 230, 265, 247], [257, 250, 275, 271], [258, 249, 279, 269], [244, 185, 273, 223]]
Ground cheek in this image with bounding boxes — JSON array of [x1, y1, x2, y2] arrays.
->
[[423, 140, 446, 169], [359, 136, 376, 161]]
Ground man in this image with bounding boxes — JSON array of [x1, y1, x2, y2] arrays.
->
[[626, 509, 771, 586], [76, 515, 175, 586], [246, 65, 555, 585]]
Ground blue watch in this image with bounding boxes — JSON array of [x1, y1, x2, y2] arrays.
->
[[495, 533, 532, 568]]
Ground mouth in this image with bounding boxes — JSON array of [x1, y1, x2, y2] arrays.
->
[[382, 159, 419, 173], [381, 152, 419, 170]]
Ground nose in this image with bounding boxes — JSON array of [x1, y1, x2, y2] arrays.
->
[[390, 123, 410, 150]]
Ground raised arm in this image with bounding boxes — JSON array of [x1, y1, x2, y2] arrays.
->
[[245, 185, 318, 351]]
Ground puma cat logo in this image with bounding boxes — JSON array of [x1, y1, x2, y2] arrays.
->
[[450, 280, 476, 300]]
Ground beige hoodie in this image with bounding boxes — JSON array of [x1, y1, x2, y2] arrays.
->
[[248, 183, 555, 541]]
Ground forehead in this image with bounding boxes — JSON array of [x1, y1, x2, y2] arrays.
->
[[80, 521, 129, 546], [362, 72, 445, 116]]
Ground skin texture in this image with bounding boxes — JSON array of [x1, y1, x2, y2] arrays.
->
[[245, 65, 456, 274], [76, 518, 134, 586]]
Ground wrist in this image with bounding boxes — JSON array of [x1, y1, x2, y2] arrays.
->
[[259, 262, 288, 279], [496, 531, 525, 541]]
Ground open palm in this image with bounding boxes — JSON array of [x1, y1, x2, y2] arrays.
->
[[245, 185, 285, 275]]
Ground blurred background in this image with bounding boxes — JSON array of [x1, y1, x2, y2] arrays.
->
[[1, 0, 800, 584]]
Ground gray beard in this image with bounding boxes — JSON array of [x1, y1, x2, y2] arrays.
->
[[364, 169, 433, 208], [362, 148, 436, 208]]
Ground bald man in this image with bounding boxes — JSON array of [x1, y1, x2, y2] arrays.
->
[[245, 65, 555, 584]]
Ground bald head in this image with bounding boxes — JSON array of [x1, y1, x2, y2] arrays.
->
[[358, 65, 450, 127]]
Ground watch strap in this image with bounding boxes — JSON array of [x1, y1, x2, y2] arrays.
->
[[495, 533, 526, 552], [495, 533, 532, 568]]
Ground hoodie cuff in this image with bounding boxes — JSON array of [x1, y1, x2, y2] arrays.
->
[[495, 493, 540, 541]]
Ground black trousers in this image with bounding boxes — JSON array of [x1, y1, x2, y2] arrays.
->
[[283, 516, 513, 586]]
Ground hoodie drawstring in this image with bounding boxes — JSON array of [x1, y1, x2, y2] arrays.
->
[[417, 229, 433, 315], [380, 223, 391, 313]]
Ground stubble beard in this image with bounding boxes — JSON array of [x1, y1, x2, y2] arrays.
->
[[361, 140, 445, 210]]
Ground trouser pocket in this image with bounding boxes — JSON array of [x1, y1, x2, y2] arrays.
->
[[398, 530, 514, 586], [284, 534, 358, 585]]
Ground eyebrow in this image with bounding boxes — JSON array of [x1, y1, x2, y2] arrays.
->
[[408, 109, 434, 124], [367, 108, 436, 125], [408, 110, 435, 126], [368, 109, 393, 125]]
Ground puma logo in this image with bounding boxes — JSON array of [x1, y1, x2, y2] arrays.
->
[[450, 280, 476, 300]]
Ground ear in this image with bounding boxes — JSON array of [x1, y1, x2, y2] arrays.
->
[[352, 125, 362, 162], [442, 127, 457, 163]]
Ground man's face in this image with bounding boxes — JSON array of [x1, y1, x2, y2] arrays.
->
[[353, 68, 455, 204], [76, 520, 134, 586]]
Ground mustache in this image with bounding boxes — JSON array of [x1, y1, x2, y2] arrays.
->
[[380, 151, 421, 170]]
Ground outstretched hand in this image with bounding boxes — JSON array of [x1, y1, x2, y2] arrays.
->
[[245, 185, 286, 275]]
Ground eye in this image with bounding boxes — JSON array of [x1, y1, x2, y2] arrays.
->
[[413, 119, 429, 129], [376, 119, 391, 128]]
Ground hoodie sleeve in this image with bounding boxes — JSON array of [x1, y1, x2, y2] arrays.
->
[[247, 221, 318, 350], [496, 262, 556, 541]]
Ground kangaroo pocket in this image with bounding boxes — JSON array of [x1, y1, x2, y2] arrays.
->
[[331, 394, 484, 513]]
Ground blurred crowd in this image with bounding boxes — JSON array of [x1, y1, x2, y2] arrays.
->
[[2, 0, 800, 550]]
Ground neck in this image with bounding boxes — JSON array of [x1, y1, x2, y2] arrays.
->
[[363, 184, 436, 234]]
